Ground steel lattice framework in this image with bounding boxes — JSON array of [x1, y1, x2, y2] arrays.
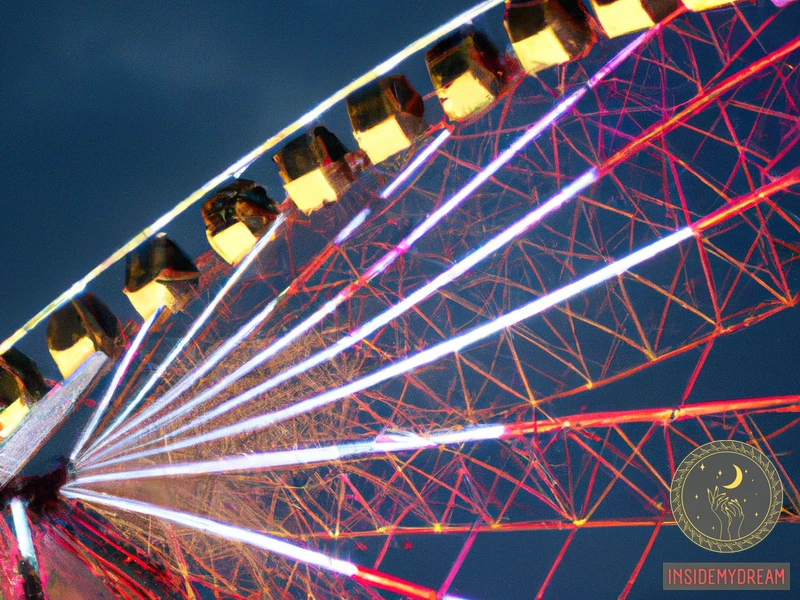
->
[[1, 2, 799, 599]]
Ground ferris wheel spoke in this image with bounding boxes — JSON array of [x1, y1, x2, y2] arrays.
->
[[85, 130, 453, 463], [66, 394, 800, 579], [79, 214, 286, 463], [69, 225, 800, 474], [101, 171, 598, 461], [62, 487, 472, 600], [90, 25, 670, 465], [380, 128, 452, 200], [70, 305, 163, 463], [68, 424, 508, 485], [92, 31, 800, 466], [84, 164, 800, 470], [81, 232, 697, 469]]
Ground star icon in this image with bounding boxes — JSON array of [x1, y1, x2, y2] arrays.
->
[[718, 470, 722, 476], [695, 494, 698, 499], [700, 464, 705, 471]]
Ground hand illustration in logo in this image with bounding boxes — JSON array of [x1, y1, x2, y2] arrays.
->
[[708, 486, 730, 539], [722, 498, 745, 540], [708, 486, 745, 540]]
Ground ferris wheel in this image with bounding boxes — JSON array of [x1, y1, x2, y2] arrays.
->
[[1, 0, 799, 598]]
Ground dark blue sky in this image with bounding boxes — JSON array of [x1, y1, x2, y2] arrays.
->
[[0, 0, 479, 358], [1, 2, 798, 599]]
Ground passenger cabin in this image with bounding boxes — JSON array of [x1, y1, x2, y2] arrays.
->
[[46, 293, 120, 379], [274, 127, 355, 215], [0, 349, 49, 439], [124, 234, 200, 319], [202, 180, 280, 265], [589, 0, 678, 38], [346, 76, 427, 165], [505, 0, 595, 75], [426, 29, 504, 122]]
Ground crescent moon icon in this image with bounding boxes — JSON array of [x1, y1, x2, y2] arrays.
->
[[723, 464, 743, 489]]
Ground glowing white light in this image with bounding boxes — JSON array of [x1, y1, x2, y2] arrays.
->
[[60, 488, 358, 576], [104, 87, 594, 457], [10, 499, 38, 569], [589, 28, 660, 87], [90, 199, 364, 460], [71, 306, 162, 462], [86, 26, 659, 464], [84, 228, 693, 470], [66, 280, 87, 297], [93, 132, 449, 458], [380, 129, 451, 198], [334, 209, 371, 245], [71, 424, 506, 484], [0, 0, 504, 358], [110, 170, 597, 455], [81, 214, 285, 461]]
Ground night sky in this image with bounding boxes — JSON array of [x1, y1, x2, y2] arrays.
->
[[0, 0, 478, 369], [1, 1, 798, 599]]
